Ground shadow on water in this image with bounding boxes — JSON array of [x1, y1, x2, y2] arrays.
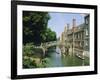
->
[[61, 53, 89, 67], [45, 46, 89, 67]]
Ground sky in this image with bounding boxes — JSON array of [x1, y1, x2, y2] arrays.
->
[[48, 12, 86, 38]]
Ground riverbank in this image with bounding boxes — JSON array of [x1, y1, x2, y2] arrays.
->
[[23, 44, 89, 68], [23, 44, 56, 68]]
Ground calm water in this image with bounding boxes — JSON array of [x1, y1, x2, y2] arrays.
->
[[46, 46, 89, 67]]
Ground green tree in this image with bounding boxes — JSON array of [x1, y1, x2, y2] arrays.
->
[[23, 11, 50, 45], [40, 28, 57, 42], [45, 28, 57, 42]]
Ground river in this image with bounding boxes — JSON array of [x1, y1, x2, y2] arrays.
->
[[46, 46, 89, 67]]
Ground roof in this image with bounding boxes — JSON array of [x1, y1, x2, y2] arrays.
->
[[67, 23, 85, 34]]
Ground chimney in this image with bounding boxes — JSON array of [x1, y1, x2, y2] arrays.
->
[[64, 25, 67, 32], [73, 18, 76, 28], [72, 18, 76, 32], [67, 24, 69, 31]]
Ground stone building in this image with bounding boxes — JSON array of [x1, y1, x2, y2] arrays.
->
[[59, 25, 68, 53], [84, 15, 90, 57], [60, 15, 90, 58]]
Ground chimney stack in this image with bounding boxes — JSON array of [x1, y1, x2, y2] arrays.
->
[[73, 18, 76, 28], [67, 24, 69, 31]]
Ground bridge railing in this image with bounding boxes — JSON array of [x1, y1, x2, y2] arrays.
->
[[33, 41, 57, 49]]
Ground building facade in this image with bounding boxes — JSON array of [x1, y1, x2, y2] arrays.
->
[[84, 15, 90, 57], [60, 15, 90, 58]]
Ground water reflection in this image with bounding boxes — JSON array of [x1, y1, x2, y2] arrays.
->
[[47, 46, 89, 67]]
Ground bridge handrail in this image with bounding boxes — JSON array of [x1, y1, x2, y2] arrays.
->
[[34, 41, 57, 48]]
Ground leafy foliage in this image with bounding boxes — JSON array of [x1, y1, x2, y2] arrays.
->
[[23, 43, 34, 57], [23, 58, 37, 68], [23, 11, 57, 68], [23, 11, 56, 45], [23, 43, 51, 68]]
